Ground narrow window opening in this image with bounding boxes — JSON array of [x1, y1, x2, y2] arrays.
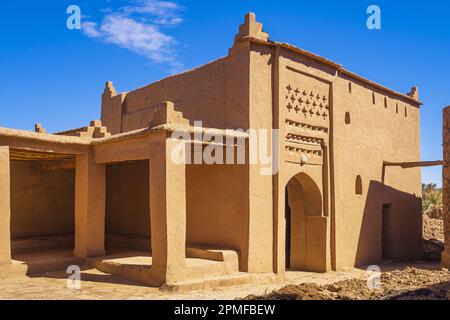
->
[[345, 112, 351, 125], [355, 175, 363, 195], [348, 82, 352, 94], [372, 92, 376, 105]]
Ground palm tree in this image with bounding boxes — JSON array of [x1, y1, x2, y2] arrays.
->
[[422, 183, 443, 219]]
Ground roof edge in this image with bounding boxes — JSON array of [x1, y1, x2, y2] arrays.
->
[[242, 37, 423, 107]]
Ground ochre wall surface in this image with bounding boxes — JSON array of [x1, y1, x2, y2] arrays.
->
[[332, 74, 422, 269], [105, 161, 150, 239], [246, 42, 275, 273], [186, 163, 249, 271], [0, 147, 10, 264], [10, 161, 75, 240], [242, 37, 422, 272], [102, 48, 251, 134], [442, 106, 450, 268]]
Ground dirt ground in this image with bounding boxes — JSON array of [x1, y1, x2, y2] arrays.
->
[[247, 265, 450, 300], [423, 216, 445, 261], [244, 216, 449, 301], [0, 261, 448, 300]]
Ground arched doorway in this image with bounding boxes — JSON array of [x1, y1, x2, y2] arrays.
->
[[285, 172, 327, 272]]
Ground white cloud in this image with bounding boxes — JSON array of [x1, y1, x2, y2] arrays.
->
[[123, 0, 183, 26], [81, 0, 183, 68], [82, 21, 101, 38]]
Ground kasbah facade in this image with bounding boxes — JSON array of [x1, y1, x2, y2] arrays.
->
[[0, 13, 448, 290]]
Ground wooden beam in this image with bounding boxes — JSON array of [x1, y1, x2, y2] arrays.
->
[[383, 160, 443, 169], [9, 149, 76, 162]]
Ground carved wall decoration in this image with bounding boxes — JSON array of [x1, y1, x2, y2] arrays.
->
[[285, 84, 329, 120], [282, 65, 331, 166], [285, 119, 328, 134], [283, 73, 330, 166], [284, 119, 327, 166]]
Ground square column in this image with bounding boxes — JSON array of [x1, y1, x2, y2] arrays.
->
[[149, 135, 186, 284], [0, 147, 11, 264], [74, 151, 106, 257]]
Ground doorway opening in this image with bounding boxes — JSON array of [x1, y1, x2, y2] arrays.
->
[[285, 172, 327, 272], [285, 188, 291, 269], [105, 160, 150, 254]]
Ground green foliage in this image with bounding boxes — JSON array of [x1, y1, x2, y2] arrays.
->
[[422, 183, 443, 219]]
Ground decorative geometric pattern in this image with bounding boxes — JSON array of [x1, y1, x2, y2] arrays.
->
[[285, 145, 323, 157], [286, 133, 323, 146], [285, 119, 328, 134], [285, 85, 329, 119]]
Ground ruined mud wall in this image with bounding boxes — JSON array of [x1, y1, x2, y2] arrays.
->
[[442, 106, 450, 268]]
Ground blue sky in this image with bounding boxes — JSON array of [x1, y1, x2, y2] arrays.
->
[[0, 1, 448, 185]]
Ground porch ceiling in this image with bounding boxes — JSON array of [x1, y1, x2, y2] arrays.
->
[[9, 148, 76, 162]]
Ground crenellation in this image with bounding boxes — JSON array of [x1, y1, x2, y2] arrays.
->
[[407, 86, 420, 101], [34, 123, 47, 134], [233, 12, 269, 45], [103, 81, 117, 98]]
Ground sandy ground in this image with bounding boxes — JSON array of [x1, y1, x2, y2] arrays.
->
[[0, 261, 447, 300]]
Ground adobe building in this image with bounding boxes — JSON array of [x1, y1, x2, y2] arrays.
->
[[0, 14, 426, 288]]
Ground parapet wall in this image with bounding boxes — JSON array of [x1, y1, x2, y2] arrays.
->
[[101, 51, 251, 135], [442, 106, 450, 268]]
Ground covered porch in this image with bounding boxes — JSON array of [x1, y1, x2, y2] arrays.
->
[[0, 109, 254, 288]]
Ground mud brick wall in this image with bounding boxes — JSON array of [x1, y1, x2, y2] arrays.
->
[[442, 106, 450, 268]]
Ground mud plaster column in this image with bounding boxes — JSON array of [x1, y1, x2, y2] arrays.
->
[[0, 147, 11, 264], [442, 106, 450, 268], [149, 135, 186, 284], [74, 151, 106, 257]]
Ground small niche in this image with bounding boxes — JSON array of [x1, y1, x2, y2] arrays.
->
[[384, 97, 388, 108], [405, 106, 408, 117], [355, 175, 363, 195], [345, 112, 351, 125], [348, 82, 352, 94], [396, 103, 399, 114], [372, 92, 376, 105]]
